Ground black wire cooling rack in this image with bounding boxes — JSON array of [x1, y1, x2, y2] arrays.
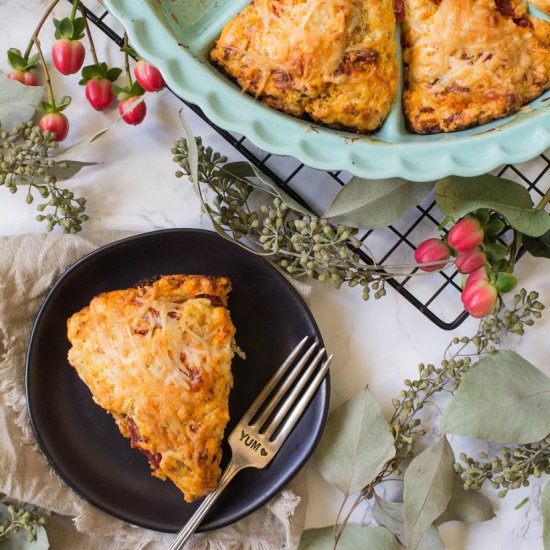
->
[[76, 0, 550, 330]]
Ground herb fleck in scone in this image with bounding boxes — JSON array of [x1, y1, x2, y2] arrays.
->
[[402, 0, 550, 133], [67, 275, 236, 502], [210, 0, 398, 132]]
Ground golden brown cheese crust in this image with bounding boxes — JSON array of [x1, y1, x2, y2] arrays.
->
[[402, 0, 550, 134], [67, 275, 236, 502], [530, 0, 550, 16], [210, 0, 398, 132]]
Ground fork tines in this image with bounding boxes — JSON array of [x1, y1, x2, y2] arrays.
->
[[246, 337, 332, 444]]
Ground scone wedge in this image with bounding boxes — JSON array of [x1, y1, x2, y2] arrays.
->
[[67, 275, 237, 502], [210, 0, 398, 132], [402, 0, 550, 133]]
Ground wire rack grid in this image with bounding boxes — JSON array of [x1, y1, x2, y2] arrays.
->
[[76, 0, 550, 330]]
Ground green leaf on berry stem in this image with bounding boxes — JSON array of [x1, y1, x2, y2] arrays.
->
[[485, 217, 506, 236], [58, 18, 74, 40], [494, 272, 517, 293], [440, 350, 550, 444], [56, 96, 72, 111], [106, 67, 122, 82], [523, 230, 550, 259], [436, 174, 550, 238], [72, 17, 86, 40], [121, 46, 138, 59], [484, 243, 509, 261], [0, 73, 44, 130], [7, 49, 26, 71]]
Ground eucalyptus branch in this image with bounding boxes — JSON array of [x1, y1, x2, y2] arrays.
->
[[456, 437, 550, 497], [0, 121, 88, 232], [325, 288, 544, 545], [171, 136, 453, 301], [0, 500, 49, 542]]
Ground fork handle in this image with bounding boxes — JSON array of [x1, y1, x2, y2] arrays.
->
[[167, 459, 246, 550]]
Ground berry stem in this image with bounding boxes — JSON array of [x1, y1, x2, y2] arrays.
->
[[23, 0, 61, 60], [123, 33, 133, 87], [80, 3, 99, 65], [33, 38, 56, 108], [69, 0, 79, 22], [535, 187, 550, 211], [507, 230, 520, 273]]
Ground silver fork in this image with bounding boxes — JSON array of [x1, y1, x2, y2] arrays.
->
[[167, 336, 332, 549]]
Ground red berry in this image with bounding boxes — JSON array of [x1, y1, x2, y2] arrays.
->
[[465, 266, 489, 287], [461, 280, 498, 318], [85, 78, 114, 111], [133, 60, 165, 92], [8, 69, 39, 86], [447, 217, 484, 252], [455, 247, 486, 274], [119, 97, 147, 125], [414, 238, 451, 272], [52, 39, 85, 75], [39, 112, 69, 142]]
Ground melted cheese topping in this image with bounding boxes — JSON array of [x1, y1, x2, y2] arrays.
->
[[67, 275, 236, 502], [210, 0, 397, 132], [530, 0, 550, 16], [403, 0, 550, 133]]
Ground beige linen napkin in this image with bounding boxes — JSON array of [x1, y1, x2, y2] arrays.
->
[[0, 232, 310, 550]]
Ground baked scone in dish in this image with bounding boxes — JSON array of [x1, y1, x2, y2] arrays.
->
[[67, 275, 237, 502], [529, 0, 550, 16], [210, 0, 398, 132], [402, 0, 550, 133]]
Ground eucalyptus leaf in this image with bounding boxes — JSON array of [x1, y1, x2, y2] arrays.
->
[[56, 117, 122, 161], [403, 437, 455, 550], [373, 495, 444, 550], [0, 503, 49, 550], [435, 175, 550, 237], [524, 230, 550, 259], [299, 525, 402, 550], [436, 474, 495, 525], [224, 161, 313, 216], [0, 73, 44, 131], [0, 525, 49, 549], [440, 350, 550, 444], [316, 386, 396, 495], [323, 177, 434, 229], [542, 479, 550, 550], [43, 160, 98, 182]]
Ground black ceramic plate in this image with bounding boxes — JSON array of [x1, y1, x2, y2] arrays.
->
[[26, 229, 329, 533]]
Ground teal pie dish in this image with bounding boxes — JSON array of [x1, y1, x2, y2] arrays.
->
[[104, 0, 550, 181]]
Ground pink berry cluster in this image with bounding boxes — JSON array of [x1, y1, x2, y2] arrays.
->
[[415, 215, 516, 318], [6, 9, 167, 143]]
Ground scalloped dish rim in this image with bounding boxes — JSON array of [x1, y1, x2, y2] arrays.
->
[[104, 0, 550, 181]]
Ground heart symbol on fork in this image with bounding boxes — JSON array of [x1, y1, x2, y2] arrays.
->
[[261, 449, 268, 457]]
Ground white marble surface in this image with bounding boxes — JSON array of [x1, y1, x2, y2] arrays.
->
[[1, 1, 549, 548]]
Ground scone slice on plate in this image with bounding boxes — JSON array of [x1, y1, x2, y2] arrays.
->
[[67, 275, 237, 502]]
